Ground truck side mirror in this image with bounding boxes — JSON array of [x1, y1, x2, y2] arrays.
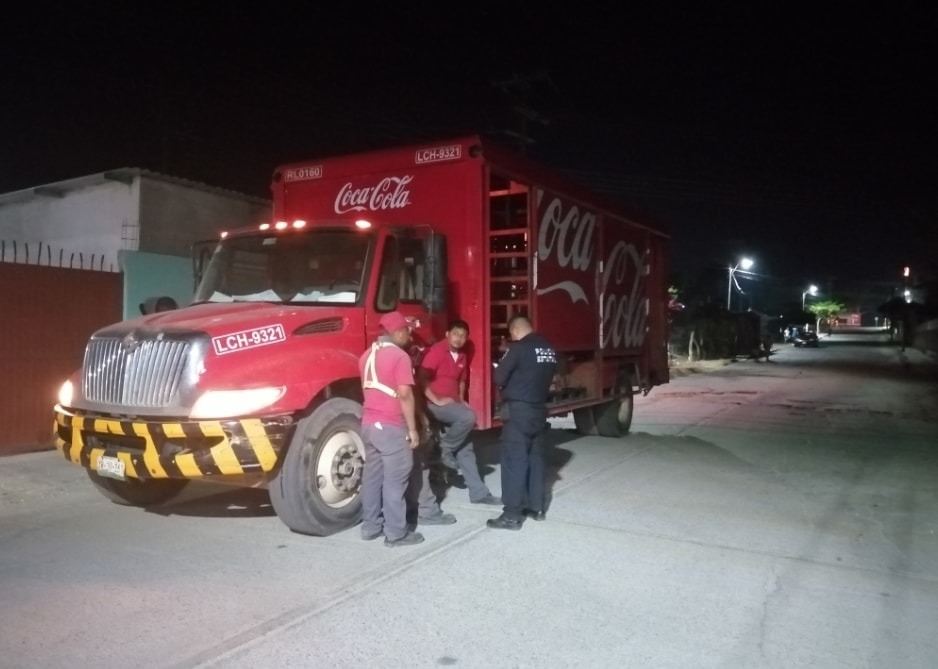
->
[[422, 233, 447, 313], [191, 240, 215, 290], [140, 296, 178, 315]]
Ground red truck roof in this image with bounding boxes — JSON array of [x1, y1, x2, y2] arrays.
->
[[271, 135, 670, 239]]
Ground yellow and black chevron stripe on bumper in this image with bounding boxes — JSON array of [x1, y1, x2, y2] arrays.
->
[[53, 408, 295, 480]]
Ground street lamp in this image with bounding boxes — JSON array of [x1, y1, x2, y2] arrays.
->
[[726, 257, 754, 310], [802, 284, 818, 310]]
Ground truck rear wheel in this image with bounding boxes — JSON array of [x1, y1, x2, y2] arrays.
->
[[268, 398, 364, 536], [594, 388, 634, 437], [86, 470, 189, 506], [573, 407, 598, 436]]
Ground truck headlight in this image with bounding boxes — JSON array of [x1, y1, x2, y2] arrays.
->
[[189, 387, 286, 419], [58, 380, 74, 407]]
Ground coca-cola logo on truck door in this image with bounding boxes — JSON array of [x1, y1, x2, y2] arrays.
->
[[535, 190, 649, 349]]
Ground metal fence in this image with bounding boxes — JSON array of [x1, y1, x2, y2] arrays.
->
[[0, 239, 117, 272]]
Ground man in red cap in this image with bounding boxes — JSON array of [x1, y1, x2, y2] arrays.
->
[[358, 311, 425, 547]]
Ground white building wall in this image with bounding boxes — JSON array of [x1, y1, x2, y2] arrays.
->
[[0, 175, 139, 271], [0, 170, 269, 273], [138, 178, 268, 256]]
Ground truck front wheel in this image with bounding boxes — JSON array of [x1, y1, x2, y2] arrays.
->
[[269, 398, 364, 536], [86, 471, 189, 506], [594, 388, 635, 438]]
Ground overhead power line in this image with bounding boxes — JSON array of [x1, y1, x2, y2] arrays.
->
[[561, 169, 865, 215]]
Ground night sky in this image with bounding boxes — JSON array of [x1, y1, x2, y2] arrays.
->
[[3, 4, 935, 302]]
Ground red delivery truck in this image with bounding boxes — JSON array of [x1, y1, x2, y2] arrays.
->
[[53, 135, 671, 536]]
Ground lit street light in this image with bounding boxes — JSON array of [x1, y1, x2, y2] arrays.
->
[[726, 257, 754, 310], [802, 284, 818, 310]]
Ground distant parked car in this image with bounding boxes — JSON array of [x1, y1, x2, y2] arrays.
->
[[792, 330, 819, 347]]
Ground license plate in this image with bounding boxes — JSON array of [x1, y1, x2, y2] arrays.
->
[[96, 455, 126, 480]]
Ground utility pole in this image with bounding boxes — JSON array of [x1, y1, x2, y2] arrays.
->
[[491, 71, 554, 153]]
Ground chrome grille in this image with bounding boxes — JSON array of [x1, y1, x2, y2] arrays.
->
[[83, 337, 190, 407]]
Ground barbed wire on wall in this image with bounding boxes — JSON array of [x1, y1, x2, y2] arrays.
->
[[0, 240, 117, 272]]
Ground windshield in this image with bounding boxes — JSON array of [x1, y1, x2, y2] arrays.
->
[[193, 229, 372, 304]]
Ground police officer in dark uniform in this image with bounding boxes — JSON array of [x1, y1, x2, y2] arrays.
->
[[487, 315, 557, 531]]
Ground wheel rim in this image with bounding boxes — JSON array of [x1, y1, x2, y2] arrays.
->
[[618, 397, 633, 426], [616, 393, 634, 432], [315, 428, 364, 507]]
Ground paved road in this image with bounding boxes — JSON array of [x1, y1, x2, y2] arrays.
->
[[2, 333, 936, 668]]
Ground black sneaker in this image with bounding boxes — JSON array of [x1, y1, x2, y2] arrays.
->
[[486, 515, 523, 531], [417, 512, 456, 525], [446, 471, 468, 489], [440, 450, 458, 470], [384, 531, 425, 547], [524, 509, 546, 521], [361, 528, 383, 541]]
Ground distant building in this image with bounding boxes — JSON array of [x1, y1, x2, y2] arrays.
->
[[0, 168, 270, 316]]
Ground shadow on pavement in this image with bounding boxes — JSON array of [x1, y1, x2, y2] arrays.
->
[[146, 485, 275, 518], [430, 424, 579, 509]]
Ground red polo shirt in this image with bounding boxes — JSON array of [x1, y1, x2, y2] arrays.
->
[[419, 339, 467, 401]]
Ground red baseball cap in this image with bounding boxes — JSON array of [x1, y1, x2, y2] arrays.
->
[[379, 311, 414, 333]]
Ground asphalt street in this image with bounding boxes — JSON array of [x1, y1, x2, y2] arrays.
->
[[1, 332, 936, 669]]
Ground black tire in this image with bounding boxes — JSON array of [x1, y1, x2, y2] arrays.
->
[[594, 388, 635, 438], [268, 398, 364, 536], [86, 470, 189, 506], [573, 407, 598, 436]]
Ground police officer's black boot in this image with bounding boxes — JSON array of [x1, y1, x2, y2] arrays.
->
[[486, 514, 523, 531]]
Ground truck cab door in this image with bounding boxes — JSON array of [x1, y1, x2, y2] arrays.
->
[[369, 228, 447, 351]]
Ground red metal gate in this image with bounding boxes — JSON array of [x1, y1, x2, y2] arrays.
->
[[0, 263, 121, 454]]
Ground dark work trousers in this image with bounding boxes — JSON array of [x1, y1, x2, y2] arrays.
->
[[426, 401, 493, 502], [499, 400, 547, 521], [406, 438, 444, 520], [361, 422, 413, 541]]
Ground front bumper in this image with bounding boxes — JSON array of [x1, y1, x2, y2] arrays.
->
[[53, 406, 295, 480]]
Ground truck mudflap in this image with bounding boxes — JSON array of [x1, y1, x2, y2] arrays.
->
[[53, 408, 294, 480]]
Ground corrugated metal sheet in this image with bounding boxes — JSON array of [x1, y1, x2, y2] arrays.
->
[[0, 263, 121, 454]]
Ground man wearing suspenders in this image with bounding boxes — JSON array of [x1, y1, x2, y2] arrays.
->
[[358, 311, 425, 547]]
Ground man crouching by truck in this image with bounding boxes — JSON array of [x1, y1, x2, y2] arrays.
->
[[358, 312, 425, 547]]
